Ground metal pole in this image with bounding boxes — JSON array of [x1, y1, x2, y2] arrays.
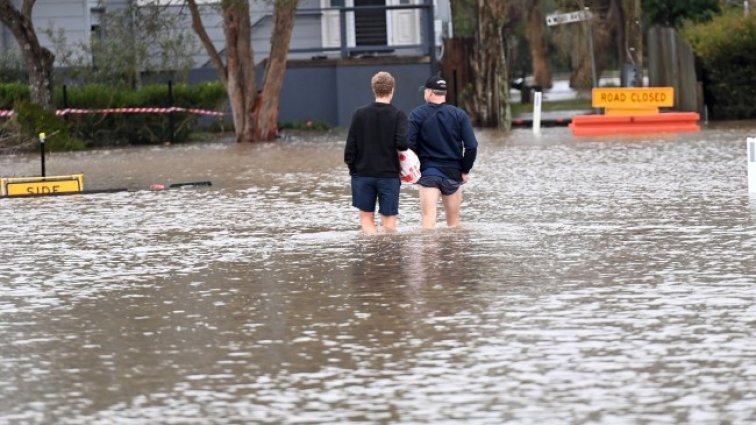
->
[[168, 80, 175, 144], [339, 6, 348, 58], [749, 137, 756, 193], [426, 0, 437, 73], [585, 7, 597, 88], [533, 91, 542, 135], [62, 84, 69, 123], [39, 133, 46, 177]]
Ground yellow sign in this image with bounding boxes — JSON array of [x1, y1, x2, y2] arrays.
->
[[1, 174, 84, 197], [593, 87, 674, 115]]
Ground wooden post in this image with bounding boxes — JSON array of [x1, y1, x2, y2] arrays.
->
[[441, 38, 474, 108], [624, 0, 643, 85]]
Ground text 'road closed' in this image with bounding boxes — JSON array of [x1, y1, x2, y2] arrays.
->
[[592, 87, 674, 108]]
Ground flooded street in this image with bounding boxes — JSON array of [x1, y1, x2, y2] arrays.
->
[[1, 123, 756, 424]]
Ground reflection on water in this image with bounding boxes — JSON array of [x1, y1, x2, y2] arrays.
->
[[2, 124, 756, 424]]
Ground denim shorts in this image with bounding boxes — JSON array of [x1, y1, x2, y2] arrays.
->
[[351, 176, 401, 216], [417, 175, 462, 196]]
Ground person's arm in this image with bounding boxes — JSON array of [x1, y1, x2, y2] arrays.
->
[[395, 110, 409, 151], [460, 112, 478, 174], [407, 109, 421, 151], [344, 112, 360, 175]]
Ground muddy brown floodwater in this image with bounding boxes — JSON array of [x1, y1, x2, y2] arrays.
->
[[1, 123, 756, 424]]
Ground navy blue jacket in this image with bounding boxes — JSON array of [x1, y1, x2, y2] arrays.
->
[[407, 103, 478, 175]]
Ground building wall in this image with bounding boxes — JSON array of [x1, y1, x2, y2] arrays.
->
[[166, 0, 329, 67], [3, 0, 439, 67], [194, 0, 427, 66], [33, 0, 91, 64], [190, 56, 432, 127], [3, 1, 437, 128], [278, 58, 431, 127], [2, 0, 89, 61]]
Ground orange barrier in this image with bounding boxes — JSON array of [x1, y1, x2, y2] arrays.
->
[[569, 112, 701, 137]]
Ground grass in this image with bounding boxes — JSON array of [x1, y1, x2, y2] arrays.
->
[[510, 99, 592, 115]]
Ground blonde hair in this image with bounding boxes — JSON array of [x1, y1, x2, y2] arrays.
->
[[371, 71, 395, 98]]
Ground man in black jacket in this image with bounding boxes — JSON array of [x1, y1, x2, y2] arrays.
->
[[344, 71, 409, 234], [408, 74, 478, 229]]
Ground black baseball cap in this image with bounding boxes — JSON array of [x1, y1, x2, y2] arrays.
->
[[420, 74, 448, 91]]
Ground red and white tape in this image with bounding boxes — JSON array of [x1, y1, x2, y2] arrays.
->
[[0, 107, 226, 117]]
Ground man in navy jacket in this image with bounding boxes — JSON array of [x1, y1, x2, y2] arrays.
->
[[408, 74, 478, 229]]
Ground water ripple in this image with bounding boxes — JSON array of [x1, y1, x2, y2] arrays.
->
[[2, 125, 756, 424]]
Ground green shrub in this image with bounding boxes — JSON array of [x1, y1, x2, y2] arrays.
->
[[0, 83, 30, 109], [643, 0, 720, 28], [682, 11, 756, 120], [55, 81, 227, 110], [14, 102, 85, 151], [56, 81, 228, 145], [1, 81, 228, 147]]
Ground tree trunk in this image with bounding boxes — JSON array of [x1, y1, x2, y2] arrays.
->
[[467, 0, 490, 126], [188, 0, 298, 142], [524, 0, 552, 89], [465, 0, 509, 129], [0, 0, 56, 110], [569, 0, 597, 89], [596, 0, 621, 84], [223, 2, 258, 143], [497, 23, 511, 131], [257, 0, 299, 141], [188, 0, 257, 143]]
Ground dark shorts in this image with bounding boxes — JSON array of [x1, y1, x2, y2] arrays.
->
[[351, 176, 401, 216], [417, 175, 462, 196]]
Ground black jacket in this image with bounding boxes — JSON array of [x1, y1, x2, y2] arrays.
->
[[344, 102, 409, 178]]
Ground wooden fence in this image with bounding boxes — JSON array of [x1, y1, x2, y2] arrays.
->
[[647, 26, 702, 113]]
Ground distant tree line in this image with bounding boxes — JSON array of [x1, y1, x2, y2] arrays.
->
[[2, 0, 753, 151], [447, 0, 753, 126], [0, 0, 299, 147]]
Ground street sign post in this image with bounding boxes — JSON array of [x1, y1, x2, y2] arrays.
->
[[546, 10, 591, 26]]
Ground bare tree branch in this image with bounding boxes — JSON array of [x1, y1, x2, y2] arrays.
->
[[0, 0, 55, 109], [21, 0, 35, 18], [186, 0, 227, 84]]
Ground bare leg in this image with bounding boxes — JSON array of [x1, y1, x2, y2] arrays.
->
[[419, 186, 441, 229], [359, 211, 378, 234], [442, 188, 463, 227], [380, 215, 398, 232]]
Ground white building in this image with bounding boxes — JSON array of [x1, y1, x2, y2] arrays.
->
[[1, 0, 452, 126]]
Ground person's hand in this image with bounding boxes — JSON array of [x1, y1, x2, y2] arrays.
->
[[461, 173, 469, 184]]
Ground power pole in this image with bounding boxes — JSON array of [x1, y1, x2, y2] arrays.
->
[[624, 0, 643, 85]]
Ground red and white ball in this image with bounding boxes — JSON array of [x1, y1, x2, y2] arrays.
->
[[398, 149, 421, 184]]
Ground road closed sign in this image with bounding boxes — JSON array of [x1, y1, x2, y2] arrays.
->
[[593, 87, 674, 108]]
